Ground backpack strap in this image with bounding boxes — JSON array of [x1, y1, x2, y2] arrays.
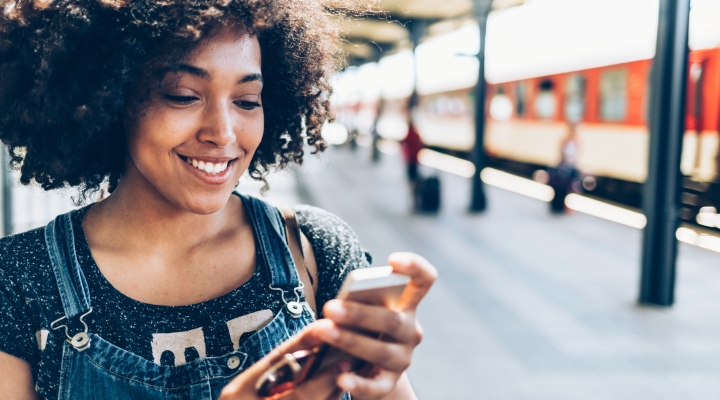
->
[[278, 207, 318, 316]]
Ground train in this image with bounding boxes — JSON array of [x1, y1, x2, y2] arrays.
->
[[336, 0, 720, 230]]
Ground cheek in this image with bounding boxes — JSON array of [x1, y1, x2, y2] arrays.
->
[[129, 111, 185, 153], [126, 112, 185, 174], [240, 113, 265, 151]]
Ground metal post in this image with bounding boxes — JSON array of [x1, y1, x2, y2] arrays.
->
[[639, 0, 691, 306], [469, 0, 493, 212], [1, 148, 12, 237], [409, 19, 427, 102]]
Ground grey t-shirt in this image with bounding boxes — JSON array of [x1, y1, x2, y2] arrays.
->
[[0, 203, 370, 399]]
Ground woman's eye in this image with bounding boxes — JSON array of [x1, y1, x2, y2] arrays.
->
[[163, 94, 198, 105], [235, 101, 261, 110]]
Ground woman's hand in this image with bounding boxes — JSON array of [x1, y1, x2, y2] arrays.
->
[[320, 252, 437, 399], [219, 322, 348, 400], [220, 252, 437, 400]]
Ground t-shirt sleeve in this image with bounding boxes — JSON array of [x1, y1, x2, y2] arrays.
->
[[295, 205, 371, 317], [0, 289, 35, 361], [0, 239, 39, 362]]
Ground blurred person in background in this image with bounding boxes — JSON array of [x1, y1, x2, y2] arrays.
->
[[402, 122, 422, 184], [0, 1, 436, 399], [401, 95, 423, 211], [549, 122, 581, 213], [371, 99, 385, 163]]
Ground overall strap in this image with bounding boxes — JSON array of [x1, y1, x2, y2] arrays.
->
[[240, 195, 302, 292], [44, 211, 91, 320], [278, 206, 317, 315]]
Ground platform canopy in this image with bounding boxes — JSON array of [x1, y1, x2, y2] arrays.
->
[[338, 0, 526, 64]]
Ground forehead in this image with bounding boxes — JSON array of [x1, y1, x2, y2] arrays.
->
[[183, 30, 261, 75]]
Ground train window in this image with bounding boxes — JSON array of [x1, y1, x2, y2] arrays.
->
[[490, 87, 513, 121], [565, 74, 586, 123], [516, 82, 527, 117], [600, 69, 628, 121], [689, 63, 704, 129], [433, 96, 467, 116], [535, 79, 556, 120]]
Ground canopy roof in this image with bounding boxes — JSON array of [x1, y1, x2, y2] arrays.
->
[[339, 0, 524, 63]]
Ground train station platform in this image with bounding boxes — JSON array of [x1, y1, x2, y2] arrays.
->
[[241, 145, 720, 400]]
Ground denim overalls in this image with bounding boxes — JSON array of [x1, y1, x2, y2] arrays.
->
[[43, 195, 318, 399]]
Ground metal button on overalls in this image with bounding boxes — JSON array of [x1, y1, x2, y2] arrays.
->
[[227, 356, 241, 369]]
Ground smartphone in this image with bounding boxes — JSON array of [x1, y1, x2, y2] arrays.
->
[[336, 266, 410, 308], [255, 266, 410, 398]]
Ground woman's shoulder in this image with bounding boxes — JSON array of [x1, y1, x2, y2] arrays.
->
[[0, 226, 56, 302], [294, 205, 354, 240], [0, 227, 50, 273], [293, 205, 371, 264]]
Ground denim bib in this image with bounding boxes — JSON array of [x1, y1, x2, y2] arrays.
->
[[43, 195, 318, 399]]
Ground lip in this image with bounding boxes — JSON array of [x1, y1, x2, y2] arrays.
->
[[176, 153, 237, 185]]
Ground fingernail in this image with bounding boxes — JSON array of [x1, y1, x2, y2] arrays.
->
[[327, 327, 340, 340], [338, 360, 351, 373], [340, 374, 355, 390], [388, 253, 408, 266], [326, 301, 346, 319]]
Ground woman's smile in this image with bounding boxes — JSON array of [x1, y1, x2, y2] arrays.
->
[[177, 153, 238, 184]]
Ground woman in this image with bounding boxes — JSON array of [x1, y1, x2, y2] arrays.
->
[[0, 1, 436, 399]]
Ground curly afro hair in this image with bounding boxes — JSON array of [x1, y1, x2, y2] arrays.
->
[[0, 0, 343, 201]]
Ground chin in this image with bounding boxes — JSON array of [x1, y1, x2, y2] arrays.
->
[[174, 189, 234, 215]]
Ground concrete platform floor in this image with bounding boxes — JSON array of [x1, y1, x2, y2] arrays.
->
[[262, 145, 720, 400]]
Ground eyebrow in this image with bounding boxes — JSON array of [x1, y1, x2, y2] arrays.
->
[[165, 63, 211, 80], [239, 73, 263, 85], [163, 64, 263, 85]]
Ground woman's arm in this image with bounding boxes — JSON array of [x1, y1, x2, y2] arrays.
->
[[0, 351, 39, 400]]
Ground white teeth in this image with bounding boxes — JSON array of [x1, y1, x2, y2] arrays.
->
[[185, 157, 230, 174]]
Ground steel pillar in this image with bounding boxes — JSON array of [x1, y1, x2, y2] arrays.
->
[[639, 0, 691, 306], [409, 19, 427, 101], [469, 0, 493, 212]]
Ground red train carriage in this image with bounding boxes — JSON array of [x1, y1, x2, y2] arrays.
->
[[482, 48, 720, 215]]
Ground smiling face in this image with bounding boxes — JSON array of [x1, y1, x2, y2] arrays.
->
[[124, 29, 263, 214]]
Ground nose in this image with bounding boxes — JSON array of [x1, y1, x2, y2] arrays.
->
[[198, 100, 236, 147]]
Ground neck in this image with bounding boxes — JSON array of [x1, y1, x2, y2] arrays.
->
[[85, 168, 241, 252]]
